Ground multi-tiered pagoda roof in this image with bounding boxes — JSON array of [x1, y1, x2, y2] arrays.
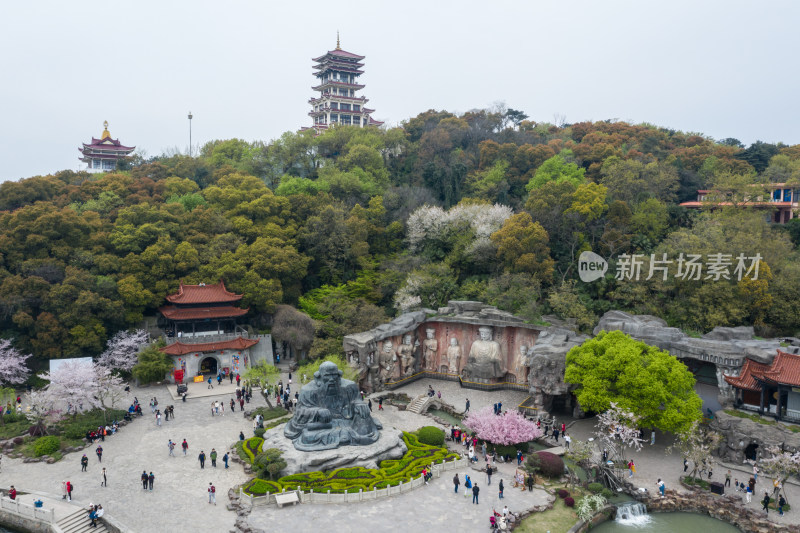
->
[[158, 280, 249, 337], [79, 121, 134, 172]]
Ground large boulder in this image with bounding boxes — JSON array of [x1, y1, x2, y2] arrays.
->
[[710, 410, 800, 463]]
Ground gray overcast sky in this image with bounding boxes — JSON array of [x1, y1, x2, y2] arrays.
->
[[1, 0, 798, 183]]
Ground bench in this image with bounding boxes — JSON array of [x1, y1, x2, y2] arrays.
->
[[275, 491, 299, 508]]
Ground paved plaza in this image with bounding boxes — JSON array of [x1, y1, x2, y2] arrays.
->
[[4, 367, 799, 532]]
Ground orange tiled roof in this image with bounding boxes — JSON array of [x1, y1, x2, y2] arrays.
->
[[159, 305, 248, 321], [160, 337, 259, 356], [724, 358, 769, 392], [165, 280, 242, 305], [762, 350, 800, 387]]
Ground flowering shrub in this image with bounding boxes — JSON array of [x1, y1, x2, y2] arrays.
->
[[463, 406, 542, 445]]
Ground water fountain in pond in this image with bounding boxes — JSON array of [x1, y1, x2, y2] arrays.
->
[[615, 502, 651, 527]]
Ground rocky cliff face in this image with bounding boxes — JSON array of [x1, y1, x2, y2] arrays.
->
[[710, 411, 800, 463]]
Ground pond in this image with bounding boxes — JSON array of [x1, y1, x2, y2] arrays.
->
[[592, 511, 741, 532], [427, 408, 464, 428]]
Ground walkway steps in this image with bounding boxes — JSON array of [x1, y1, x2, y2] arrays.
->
[[56, 508, 108, 533], [406, 395, 428, 414]]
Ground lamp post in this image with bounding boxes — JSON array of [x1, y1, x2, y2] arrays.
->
[[188, 111, 193, 156]]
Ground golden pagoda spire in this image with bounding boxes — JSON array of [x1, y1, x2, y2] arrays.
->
[[336, 31, 341, 50], [101, 120, 111, 140]]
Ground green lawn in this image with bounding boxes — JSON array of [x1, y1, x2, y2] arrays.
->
[[515, 485, 587, 533]]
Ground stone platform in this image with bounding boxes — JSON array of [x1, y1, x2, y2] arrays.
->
[[261, 424, 407, 475]]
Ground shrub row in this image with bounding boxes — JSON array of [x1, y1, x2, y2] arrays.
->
[[243, 432, 460, 495], [243, 437, 263, 463]]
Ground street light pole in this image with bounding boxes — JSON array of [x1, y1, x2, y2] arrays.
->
[[188, 111, 193, 156]]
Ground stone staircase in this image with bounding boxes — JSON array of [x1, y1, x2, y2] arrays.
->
[[406, 395, 428, 414], [56, 508, 108, 533]]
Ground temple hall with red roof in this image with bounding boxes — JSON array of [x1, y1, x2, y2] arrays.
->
[[725, 349, 800, 422], [79, 121, 135, 173]]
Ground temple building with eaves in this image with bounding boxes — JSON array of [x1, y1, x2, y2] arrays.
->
[[79, 121, 134, 173]]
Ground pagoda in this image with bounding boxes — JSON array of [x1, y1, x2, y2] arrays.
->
[[79, 121, 135, 173], [158, 280, 249, 338], [305, 33, 383, 133]]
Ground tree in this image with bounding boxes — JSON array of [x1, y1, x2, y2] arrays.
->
[[667, 421, 722, 480], [0, 339, 31, 386], [97, 329, 148, 373], [490, 212, 555, 279], [463, 406, 543, 445], [565, 331, 702, 433], [759, 445, 800, 494], [243, 362, 281, 408], [271, 305, 314, 360], [38, 360, 101, 417], [25, 390, 61, 435], [525, 152, 585, 191], [94, 366, 127, 422], [296, 355, 358, 384], [131, 346, 174, 385], [547, 281, 596, 333], [594, 402, 645, 480]]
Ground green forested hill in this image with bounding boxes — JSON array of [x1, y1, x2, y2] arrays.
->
[[2, 109, 800, 361]]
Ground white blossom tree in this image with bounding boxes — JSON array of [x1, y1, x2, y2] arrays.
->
[[25, 389, 62, 435], [666, 420, 722, 481], [94, 366, 127, 422], [0, 339, 32, 386], [595, 402, 645, 463], [760, 445, 800, 497], [38, 360, 101, 417], [97, 329, 148, 373]]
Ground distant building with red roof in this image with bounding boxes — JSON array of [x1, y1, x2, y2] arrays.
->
[[725, 349, 800, 422], [79, 121, 135, 173], [303, 33, 383, 134], [158, 280, 249, 338]]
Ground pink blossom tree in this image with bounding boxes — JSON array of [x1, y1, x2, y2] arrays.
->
[[0, 339, 32, 386], [97, 329, 148, 373], [463, 406, 543, 445]]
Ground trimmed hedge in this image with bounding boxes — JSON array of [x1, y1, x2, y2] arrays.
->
[[250, 407, 289, 421], [243, 432, 460, 495], [588, 482, 603, 494], [557, 489, 569, 499], [33, 436, 60, 457], [564, 496, 575, 507], [243, 437, 264, 463], [418, 426, 445, 447]]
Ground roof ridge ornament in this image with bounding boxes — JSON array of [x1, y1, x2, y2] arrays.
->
[[101, 120, 111, 140], [336, 31, 341, 50]]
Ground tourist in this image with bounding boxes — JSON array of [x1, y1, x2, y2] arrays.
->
[[526, 474, 534, 492], [240, 431, 245, 441], [88, 505, 97, 527], [101, 467, 107, 487], [725, 470, 731, 487], [81, 454, 89, 471], [683, 458, 688, 472], [493, 403, 498, 415], [156, 411, 161, 426], [210, 448, 218, 467], [707, 468, 712, 480], [773, 478, 782, 499], [422, 467, 429, 485], [236, 374, 241, 387], [627, 460, 635, 478], [96, 445, 103, 462], [498, 402, 502, 414], [168, 440, 175, 457], [603, 449, 609, 463], [207, 377, 213, 389], [61, 481, 68, 500], [8, 486, 16, 500], [182, 439, 189, 456], [208, 483, 216, 505], [561, 422, 566, 434], [564, 433, 571, 450], [468, 446, 476, 463], [748, 477, 756, 494], [753, 464, 759, 482], [223, 452, 229, 469], [762, 492, 770, 514], [552, 427, 559, 442], [657, 478, 665, 496], [734, 479, 740, 492], [778, 494, 786, 516], [486, 465, 493, 485], [148, 472, 155, 491], [472, 482, 480, 504], [378, 398, 383, 411], [465, 398, 470, 413], [368, 399, 372, 412], [453, 473, 460, 493], [498, 479, 504, 499], [230, 399, 235, 412], [141, 471, 148, 490], [216, 374, 222, 386], [198, 450, 206, 469], [239, 397, 245, 411], [464, 474, 472, 498], [229, 371, 234, 384], [516, 450, 522, 465], [745, 485, 752, 503], [210, 402, 215, 417]]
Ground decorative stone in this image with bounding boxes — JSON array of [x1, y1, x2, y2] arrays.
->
[[264, 424, 407, 475]]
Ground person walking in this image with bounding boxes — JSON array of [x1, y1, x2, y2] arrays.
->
[[101, 467, 107, 487], [229, 371, 234, 384], [148, 472, 155, 491], [378, 398, 383, 411], [472, 483, 480, 504], [683, 458, 689, 473], [627, 460, 635, 478], [762, 492, 770, 514], [745, 485, 753, 503], [236, 374, 241, 387], [198, 450, 206, 469], [223, 452, 229, 469], [182, 439, 188, 456], [66, 480, 73, 501], [526, 474, 534, 492], [368, 399, 372, 412], [230, 399, 235, 412], [499, 479, 504, 499], [141, 470, 148, 490], [156, 411, 162, 426], [753, 464, 759, 482], [216, 373, 222, 386], [516, 450, 522, 466], [207, 377, 213, 389], [779, 494, 786, 516], [239, 398, 245, 411], [465, 399, 470, 413], [657, 478, 665, 497], [168, 440, 175, 457], [725, 470, 731, 487], [95, 445, 103, 462], [453, 473, 460, 494], [486, 465, 493, 486], [650, 431, 656, 446], [81, 454, 88, 472], [749, 477, 756, 494], [564, 433, 571, 450], [553, 428, 559, 442], [210, 448, 218, 467], [208, 483, 216, 505]]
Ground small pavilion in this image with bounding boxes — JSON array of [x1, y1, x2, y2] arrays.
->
[[79, 121, 135, 172], [725, 349, 800, 422]]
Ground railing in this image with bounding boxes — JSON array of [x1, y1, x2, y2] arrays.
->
[[0, 497, 55, 523], [239, 457, 467, 507], [383, 370, 529, 392]]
